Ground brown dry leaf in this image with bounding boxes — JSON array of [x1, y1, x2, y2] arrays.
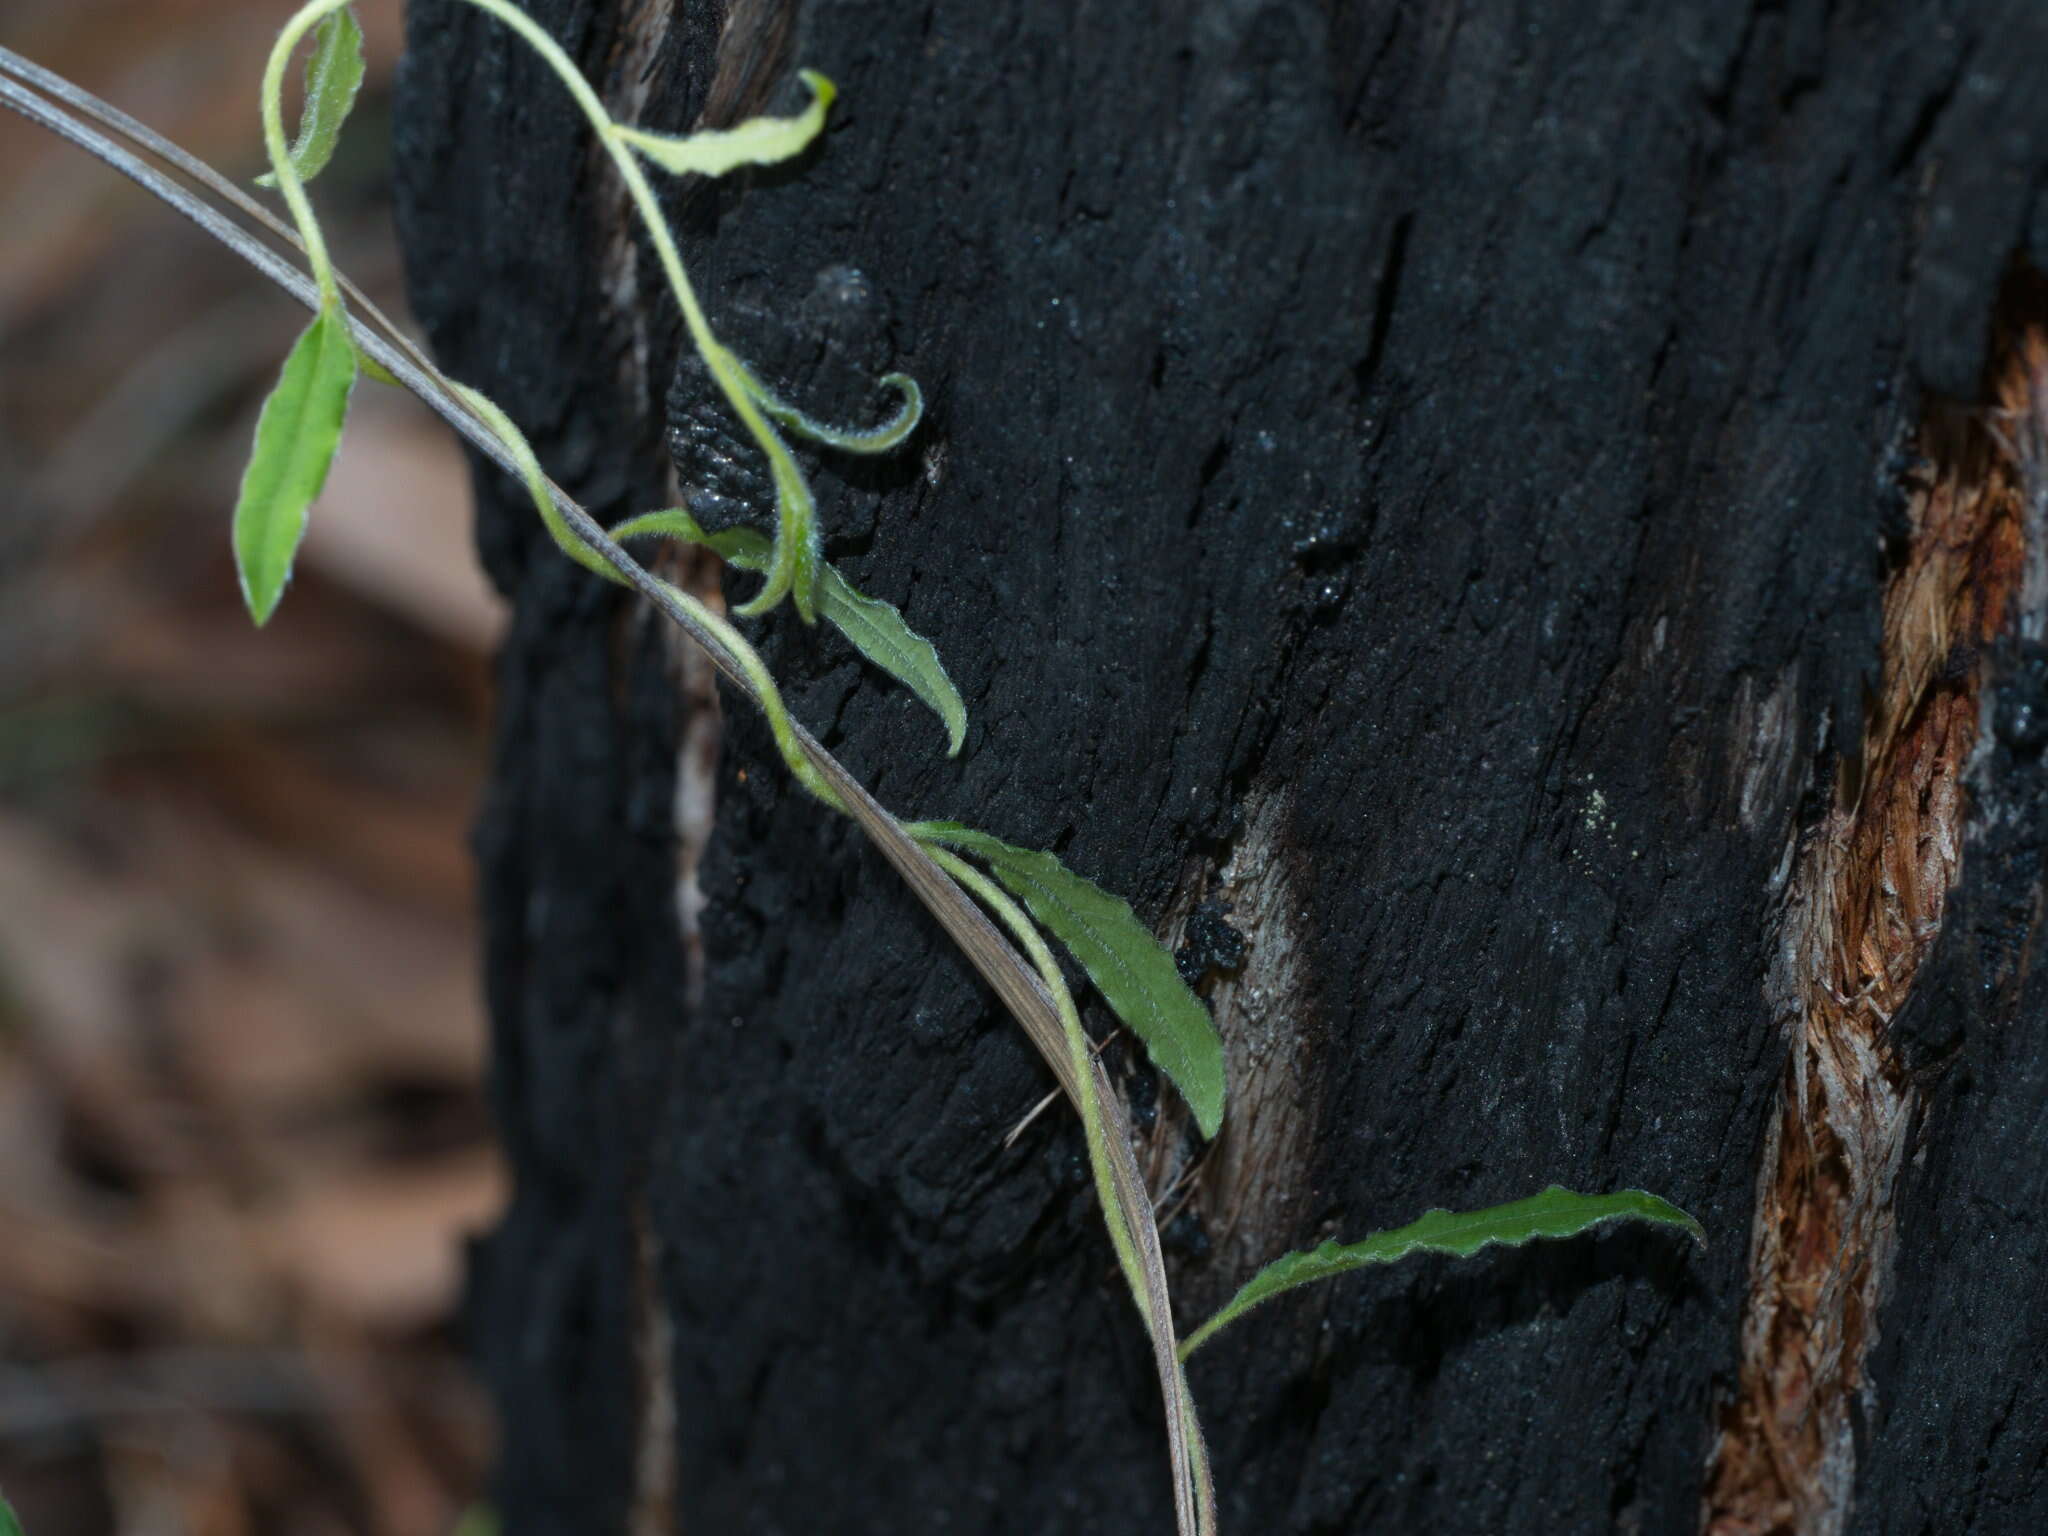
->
[[258, 1148, 507, 1334]]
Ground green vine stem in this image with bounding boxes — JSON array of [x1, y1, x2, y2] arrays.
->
[[78, 7, 1215, 1525], [258, 0, 350, 308], [258, 0, 829, 618], [450, 0, 823, 619], [449, 383, 846, 812], [919, 843, 1218, 1532], [920, 845, 1147, 1297], [9, 27, 1707, 1531]]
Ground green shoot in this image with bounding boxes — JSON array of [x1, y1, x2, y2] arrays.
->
[[907, 821, 1228, 1138], [254, 5, 363, 188], [1180, 1185, 1706, 1360], [612, 509, 965, 755], [8, 10, 1710, 1529]]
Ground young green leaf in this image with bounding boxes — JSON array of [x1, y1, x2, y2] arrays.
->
[[612, 510, 967, 755], [1179, 1185, 1705, 1359], [734, 359, 924, 455], [254, 6, 364, 188], [612, 506, 762, 563], [815, 562, 965, 754], [0, 1494, 23, 1536], [232, 300, 357, 625], [905, 822, 1226, 1137], [613, 69, 835, 178]]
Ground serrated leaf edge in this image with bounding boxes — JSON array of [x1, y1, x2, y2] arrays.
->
[[1179, 1186, 1704, 1359]]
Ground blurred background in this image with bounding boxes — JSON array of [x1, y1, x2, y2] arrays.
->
[[2, 3, 504, 1531]]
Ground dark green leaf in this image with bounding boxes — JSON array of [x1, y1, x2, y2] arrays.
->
[[907, 821, 1225, 1136], [612, 511, 966, 754], [232, 301, 356, 625], [256, 7, 365, 187], [1179, 1185, 1705, 1358]]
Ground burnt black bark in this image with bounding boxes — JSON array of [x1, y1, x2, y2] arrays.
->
[[392, 1, 2048, 1531]]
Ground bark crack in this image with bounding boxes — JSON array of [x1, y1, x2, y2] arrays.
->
[[1701, 328, 2036, 1536], [1143, 788, 1322, 1313]]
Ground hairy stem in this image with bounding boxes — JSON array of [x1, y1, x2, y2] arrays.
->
[[921, 845, 1147, 1302], [451, 0, 820, 618], [259, 0, 352, 307], [4, 37, 1211, 1533], [924, 844, 1218, 1531]]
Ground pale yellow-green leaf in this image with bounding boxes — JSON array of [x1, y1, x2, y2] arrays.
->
[[614, 69, 835, 178]]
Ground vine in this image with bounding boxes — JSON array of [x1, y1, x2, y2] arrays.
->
[[0, 7, 1705, 1531]]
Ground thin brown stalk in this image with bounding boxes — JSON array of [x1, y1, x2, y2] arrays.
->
[[0, 63, 1212, 1533]]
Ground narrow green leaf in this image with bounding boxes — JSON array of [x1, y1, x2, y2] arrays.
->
[[232, 301, 357, 625], [359, 351, 402, 387], [255, 7, 365, 187], [906, 822, 1226, 1137], [815, 565, 965, 755], [1179, 1185, 1705, 1359], [614, 69, 835, 178], [0, 1494, 23, 1536], [735, 359, 924, 456], [611, 506, 764, 564], [611, 510, 967, 754]]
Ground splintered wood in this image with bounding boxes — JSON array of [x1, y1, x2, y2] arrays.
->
[[1701, 336, 2037, 1535]]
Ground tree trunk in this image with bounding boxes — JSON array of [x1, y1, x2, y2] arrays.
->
[[391, 1, 2048, 1530]]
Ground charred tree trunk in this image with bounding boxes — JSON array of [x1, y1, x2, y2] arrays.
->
[[392, 2, 2048, 1530]]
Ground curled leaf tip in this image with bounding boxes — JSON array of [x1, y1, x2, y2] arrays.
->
[[797, 68, 838, 111], [740, 362, 924, 455], [613, 67, 835, 179]]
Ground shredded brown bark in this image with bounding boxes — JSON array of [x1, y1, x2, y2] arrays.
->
[[1702, 334, 2037, 1535]]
